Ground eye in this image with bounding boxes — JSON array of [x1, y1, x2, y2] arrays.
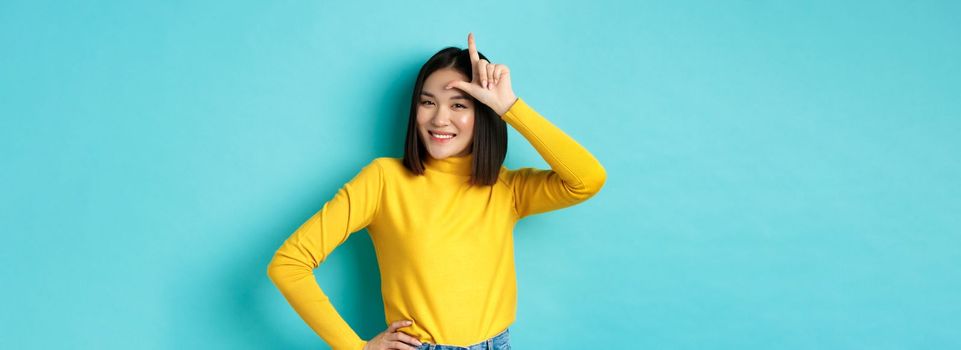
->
[[420, 100, 434, 106], [453, 103, 468, 109]]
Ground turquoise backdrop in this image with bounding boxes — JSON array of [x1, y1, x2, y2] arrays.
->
[[2, 1, 959, 349]]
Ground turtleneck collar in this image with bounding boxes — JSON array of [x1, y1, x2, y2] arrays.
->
[[424, 153, 474, 176]]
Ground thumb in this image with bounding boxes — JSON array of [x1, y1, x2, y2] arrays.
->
[[445, 80, 481, 98]]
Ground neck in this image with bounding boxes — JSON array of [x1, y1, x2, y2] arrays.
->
[[424, 153, 473, 176]]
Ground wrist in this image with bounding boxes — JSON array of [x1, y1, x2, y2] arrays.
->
[[496, 96, 519, 117]]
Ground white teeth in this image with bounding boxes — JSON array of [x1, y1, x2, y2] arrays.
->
[[430, 132, 454, 139]]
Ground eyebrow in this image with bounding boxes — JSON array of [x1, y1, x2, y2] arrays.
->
[[421, 91, 469, 100]]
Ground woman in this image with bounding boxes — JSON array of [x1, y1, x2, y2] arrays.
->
[[267, 32, 606, 350]]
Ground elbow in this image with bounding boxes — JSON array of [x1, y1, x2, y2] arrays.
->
[[573, 164, 607, 199], [586, 164, 607, 196], [266, 249, 316, 287], [266, 255, 280, 283], [266, 257, 296, 290], [266, 252, 293, 285]]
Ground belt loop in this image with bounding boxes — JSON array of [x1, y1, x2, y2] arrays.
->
[[487, 338, 493, 349]]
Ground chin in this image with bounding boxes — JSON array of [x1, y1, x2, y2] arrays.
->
[[427, 147, 465, 159], [427, 149, 451, 159]]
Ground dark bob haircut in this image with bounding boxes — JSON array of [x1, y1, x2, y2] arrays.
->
[[402, 47, 508, 186]]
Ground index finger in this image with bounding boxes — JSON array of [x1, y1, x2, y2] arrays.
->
[[467, 32, 480, 63], [388, 320, 412, 333]]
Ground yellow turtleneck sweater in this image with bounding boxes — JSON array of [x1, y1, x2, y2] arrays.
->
[[267, 97, 606, 350]]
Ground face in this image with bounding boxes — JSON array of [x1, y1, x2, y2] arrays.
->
[[417, 67, 475, 159]]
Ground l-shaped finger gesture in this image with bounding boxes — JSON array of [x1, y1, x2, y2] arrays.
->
[[445, 32, 518, 116]]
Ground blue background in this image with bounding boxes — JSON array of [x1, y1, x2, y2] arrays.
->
[[2, 1, 959, 349]]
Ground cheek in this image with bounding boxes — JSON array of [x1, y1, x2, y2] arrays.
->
[[453, 113, 474, 133], [415, 111, 430, 128]]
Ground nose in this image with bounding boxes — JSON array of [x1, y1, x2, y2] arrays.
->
[[430, 106, 451, 127]]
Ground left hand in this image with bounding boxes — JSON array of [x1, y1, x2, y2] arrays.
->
[[445, 32, 518, 117]]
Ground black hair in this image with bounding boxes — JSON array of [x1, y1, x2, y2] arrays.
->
[[402, 47, 508, 186]]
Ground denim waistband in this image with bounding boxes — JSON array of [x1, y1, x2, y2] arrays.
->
[[417, 327, 510, 350]]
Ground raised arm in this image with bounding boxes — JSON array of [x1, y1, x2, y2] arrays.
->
[[266, 159, 383, 350], [501, 98, 607, 218], [443, 32, 607, 219]]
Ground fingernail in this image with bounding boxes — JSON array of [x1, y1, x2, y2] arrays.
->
[[406, 321, 412, 325]]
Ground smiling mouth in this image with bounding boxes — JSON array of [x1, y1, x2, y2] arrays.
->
[[429, 131, 457, 142]]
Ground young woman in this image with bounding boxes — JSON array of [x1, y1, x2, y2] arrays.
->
[[267, 33, 607, 350]]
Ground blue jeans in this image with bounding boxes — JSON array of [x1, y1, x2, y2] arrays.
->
[[416, 328, 511, 350]]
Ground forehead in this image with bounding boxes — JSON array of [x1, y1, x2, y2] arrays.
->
[[421, 68, 470, 99], [424, 68, 468, 86]]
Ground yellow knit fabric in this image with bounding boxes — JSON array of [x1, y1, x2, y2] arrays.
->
[[267, 97, 606, 350]]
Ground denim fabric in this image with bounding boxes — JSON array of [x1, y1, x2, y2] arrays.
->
[[416, 328, 510, 350]]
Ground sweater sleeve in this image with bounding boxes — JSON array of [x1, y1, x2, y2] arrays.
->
[[501, 97, 607, 219], [266, 159, 383, 350]]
